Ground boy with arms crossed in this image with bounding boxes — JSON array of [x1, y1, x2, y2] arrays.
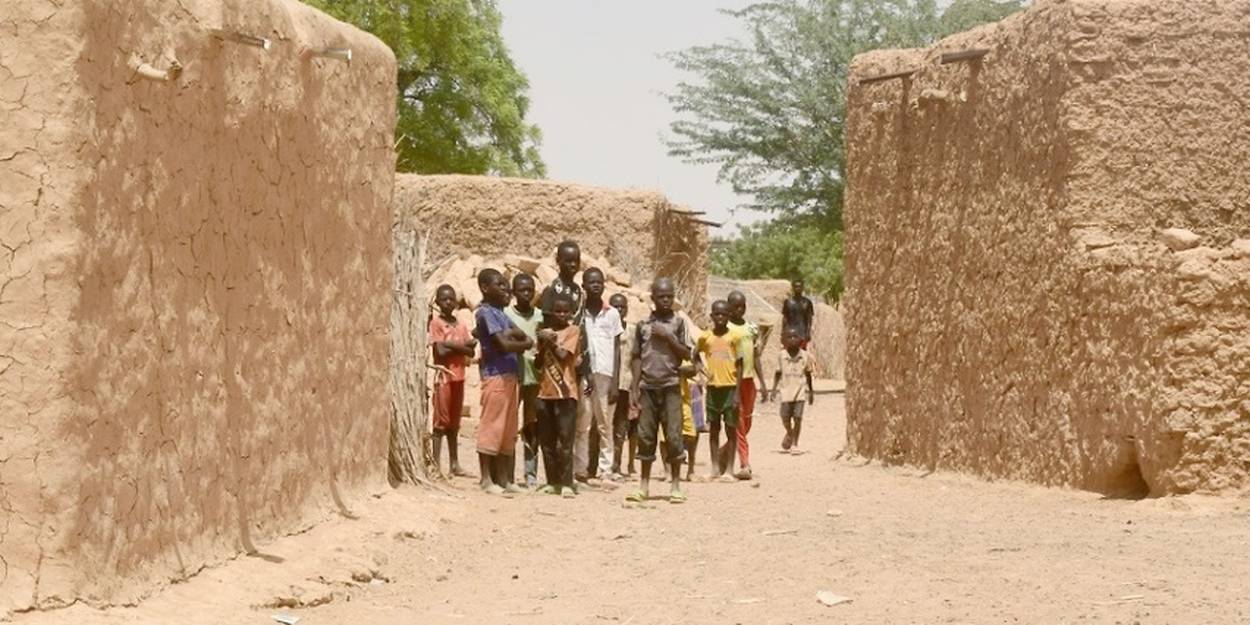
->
[[429, 284, 477, 477], [474, 269, 533, 495]]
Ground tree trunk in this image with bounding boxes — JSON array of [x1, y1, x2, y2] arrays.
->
[[389, 227, 433, 483]]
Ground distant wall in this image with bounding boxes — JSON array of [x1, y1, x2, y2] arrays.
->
[[395, 175, 710, 319], [844, 0, 1250, 496], [0, 0, 396, 614]]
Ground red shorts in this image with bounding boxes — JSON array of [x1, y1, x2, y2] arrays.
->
[[433, 380, 465, 432], [477, 375, 520, 456]]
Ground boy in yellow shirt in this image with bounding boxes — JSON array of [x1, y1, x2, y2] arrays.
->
[[694, 300, 744, 481]]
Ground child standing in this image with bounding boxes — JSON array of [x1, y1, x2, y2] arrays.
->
[[535, 295, 582, 498], [506, 273, 544, 488], [695, 300, 744, 481], [579, 267, 623, 481], [726, 290, 767, 481], [609, 293, 638, 478], [474, 268, 534, 495], [626, 278, 690, 504], [429, 284, 477, 477], [772, 327, 815, 453]]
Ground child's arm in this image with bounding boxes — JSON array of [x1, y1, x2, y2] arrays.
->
[[629, 355, 643, 409], [772, 370, 782, 400], [805, 370, 815, 405], [609, 333, 622, 405], [752, 338, 767, 398], [495, 326, 534, 354], [730, 356, 744, 408]]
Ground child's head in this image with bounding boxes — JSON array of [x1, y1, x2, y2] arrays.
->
[[710, 299, 731, 331], [783, 327, 803, 351], [435, 284, 458, 317], [726, 290, 747, 321], [477, 268, 508, 306], [554, 240, 581, 280], [609, 293, 628, 321], [512, 272, 536, 309], [791, 278, 805, 297], [548, 294, 574, 328], [582, 267, 605, 299], [650, 277, 675, 315]]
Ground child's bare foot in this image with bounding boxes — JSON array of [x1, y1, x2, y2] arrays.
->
[[735, 468, 753, 480], [561, 486, 577, 499], [504, 483, 527, 494], [451, 466, 471, 477], [716, 474, 737, 483], [780, 433, 792, 451], [481, 483, 505, 495]]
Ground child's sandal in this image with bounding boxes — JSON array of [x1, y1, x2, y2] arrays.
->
[[624, 490, 645, 503], [668, 492, 687, 504]]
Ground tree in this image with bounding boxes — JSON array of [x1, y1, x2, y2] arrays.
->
[[711, 218, 845, 301], [308, 0, 546, 176], [665, 0, 1022, 228]]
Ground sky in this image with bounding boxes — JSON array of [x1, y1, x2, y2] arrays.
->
[[497, 0, 762, 234]]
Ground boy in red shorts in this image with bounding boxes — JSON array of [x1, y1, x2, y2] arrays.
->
[[429, 284, 476, 477]]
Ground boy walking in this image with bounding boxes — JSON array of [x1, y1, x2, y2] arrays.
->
[[474, 268, 534, 495], [535, 295, 582, 498], [429, 284, 477, 477], [726, 291, 767, 480], [579, 267, 623, 481], [626, 278, 690, 504], [506, 273, 544, 488], [782, 279, 815, 349], [772, 327, 815, 453], [695, 300, 744, 481]]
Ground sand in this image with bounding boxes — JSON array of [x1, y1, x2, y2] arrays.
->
[[12, 390, 1250, 625]]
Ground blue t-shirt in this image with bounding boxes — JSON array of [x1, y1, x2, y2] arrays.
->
[[475, 304, 520, 377]]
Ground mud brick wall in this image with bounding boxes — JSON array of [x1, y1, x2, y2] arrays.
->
[[395, 174, 710, 320], [844, 0, 1250, 496], [0, 0, 396, 614]]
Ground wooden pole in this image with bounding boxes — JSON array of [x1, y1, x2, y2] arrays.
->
[[389, 227, 434, 484], [858, 69, 917, 86], [940, 49, 990, 64]]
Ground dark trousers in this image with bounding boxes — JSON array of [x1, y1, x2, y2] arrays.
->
[[636, 385, 685, 463], [538, 398, 578, 488], [520, 385, 540, 483]]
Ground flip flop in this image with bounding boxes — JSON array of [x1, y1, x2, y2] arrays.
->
[[668, 491, 687, 504], [624, 490, 646, 503]]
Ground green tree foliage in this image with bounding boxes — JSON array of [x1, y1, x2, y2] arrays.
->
[[665, 0, 1021, 227], [711, 219, 844, 301], [307, 0, 545, 176]]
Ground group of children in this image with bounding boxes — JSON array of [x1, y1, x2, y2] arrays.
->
[[427, 240, 816, 503]]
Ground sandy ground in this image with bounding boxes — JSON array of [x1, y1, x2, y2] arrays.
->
[[15, 390, 1250, 625]]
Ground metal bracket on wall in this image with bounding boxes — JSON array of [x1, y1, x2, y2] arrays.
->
[[312, 47, 353, 64], [211, 29, 272, 51]]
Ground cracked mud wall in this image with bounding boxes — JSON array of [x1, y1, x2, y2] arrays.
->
[[0, 0, 396, 615], [844, 0, 1250, 496], [395, 175, 710, 319]]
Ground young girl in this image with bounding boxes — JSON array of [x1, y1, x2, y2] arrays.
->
[[428, 284, 477, 477]]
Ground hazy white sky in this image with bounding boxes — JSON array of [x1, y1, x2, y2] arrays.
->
[[498, 1, 762, 233]]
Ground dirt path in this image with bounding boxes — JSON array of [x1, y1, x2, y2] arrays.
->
[[18, 392, 1250, 625]]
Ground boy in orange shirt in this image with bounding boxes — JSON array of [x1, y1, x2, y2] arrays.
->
[[535, 294, 582, 498]]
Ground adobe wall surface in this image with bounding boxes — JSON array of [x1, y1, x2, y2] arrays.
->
[[394, 175, 710, 319], [0, 0, 396, 615], [844, 0, 1250, 496]]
